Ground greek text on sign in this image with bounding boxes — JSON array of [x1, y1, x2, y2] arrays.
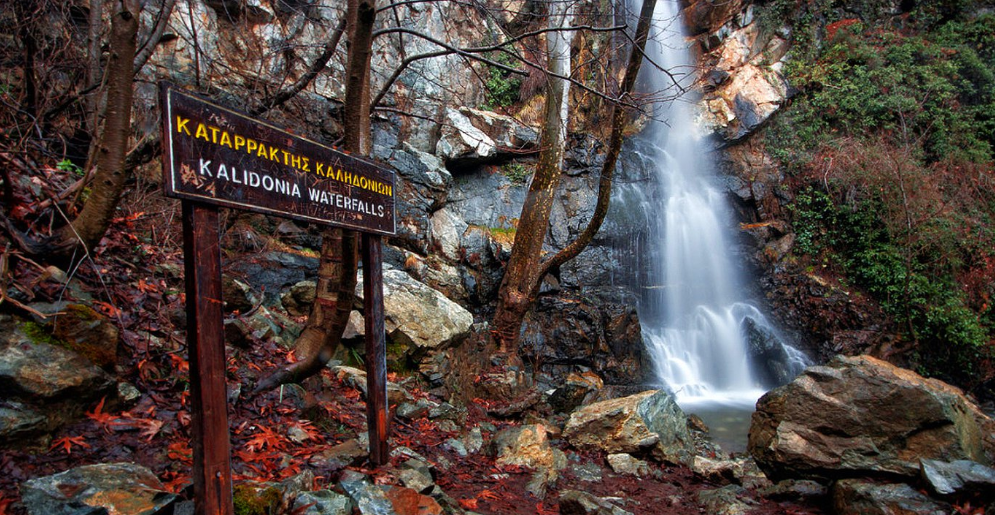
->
[[160, 84, 396, 235]]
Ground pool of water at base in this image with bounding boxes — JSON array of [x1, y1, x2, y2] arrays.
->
[[679, 397, 759, 456]]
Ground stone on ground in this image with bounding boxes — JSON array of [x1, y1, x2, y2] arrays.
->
[[20, 462, 177, 515], [563, 390, 692, 464], [749, 355, 994, 481]]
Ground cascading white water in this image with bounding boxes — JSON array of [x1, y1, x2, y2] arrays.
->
[[631, 0, 807, 409]]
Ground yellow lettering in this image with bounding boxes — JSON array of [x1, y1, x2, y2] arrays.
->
[[291, 154, 301, 170], [360, 177, 369, 189], [334, 168, 342, 182], [316, 162, 325, 176], [234, 135, 246, 150], [195, 123, 209, 141], [268, 146, 279, 162], [256, 142, 267, 158], [282, 150, 290, 166], [209, 126, 220, 144], [176, 116, 191, 135], [219, 131, 232, 148], [246, 139, 258, 154], [301, 157, 310, 172]]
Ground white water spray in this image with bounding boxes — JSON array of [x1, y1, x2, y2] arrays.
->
[[632, 0, 807, 407]]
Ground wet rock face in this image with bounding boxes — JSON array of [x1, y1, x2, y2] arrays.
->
[[519, 294, 651, 386], [749, 355, 995, 482]]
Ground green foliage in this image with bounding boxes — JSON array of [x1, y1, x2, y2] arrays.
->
[[790, 183, 992, 385], [775, 15, 995, 166], [500, 162, 532, 184], [482, 51, 522, 110], [57, 158, 84, 177], [20, 321, 63, 347]]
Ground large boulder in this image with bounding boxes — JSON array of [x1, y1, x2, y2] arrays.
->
[[355, 268, 472, 360], [563, 390, 692, 464], [749, 355, 995, 481], [0, 315, 117, 446], [0, 318, 115, 401], [20, 462, 177, 515]]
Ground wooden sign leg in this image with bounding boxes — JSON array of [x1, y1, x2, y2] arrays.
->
[[182, 201, 234, 515], [362, 233, 389, 465]]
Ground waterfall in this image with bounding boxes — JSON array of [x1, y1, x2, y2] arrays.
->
[[625, 0, 808, 408]]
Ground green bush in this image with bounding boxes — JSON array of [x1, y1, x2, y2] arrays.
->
[[482, 51, 522, 110]]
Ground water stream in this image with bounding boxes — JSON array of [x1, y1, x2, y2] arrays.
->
[[624, 0, 808, 452]]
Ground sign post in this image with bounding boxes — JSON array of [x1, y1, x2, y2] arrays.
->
[[160, 83, 396, 514]]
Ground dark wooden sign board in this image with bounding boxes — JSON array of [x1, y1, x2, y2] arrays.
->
[[160, 83, 395, 515]]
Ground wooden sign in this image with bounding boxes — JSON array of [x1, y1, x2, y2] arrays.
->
[[161, 85, 396, 235], [160, 83, 392, 515]]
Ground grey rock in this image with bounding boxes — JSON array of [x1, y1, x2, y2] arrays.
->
[[570, 461, 603, 482], [749, 355, 994, 481], [920, 459, 995, 499], [0, 401, 46, 443], [0, 323, 115, 400], [558, 490, 633, 515], [293, 490, 353, 515], [398, 465, 434, 494], [758, 479, 828, 502], [231, 251, 318, 305], [339, 470, 397, 515], [606, 454, 649, 477], [355, 268, 472, 360], [563, 390, 692, 464], [463, 426, 484, 454], [832, 479, 952, 515], [697, 485, 753, 515], [443, 438, 468, 457], [281, 280, 317, 317], [436, 108, 496, 162], [396, 399, 436, 420], [20, 462, 177, 515]]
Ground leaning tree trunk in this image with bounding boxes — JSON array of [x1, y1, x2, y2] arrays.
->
[[536, 0, 657, 282], [492, 0, 658, 351], [492, 2, 575, 351], [254, 0, 376, 392], [53, 0, 140, 259]]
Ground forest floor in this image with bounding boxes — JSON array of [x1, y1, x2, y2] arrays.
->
[[0, 197, 828, 514]]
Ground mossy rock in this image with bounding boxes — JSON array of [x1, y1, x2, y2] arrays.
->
[[52, 304, 119, 371], [233, 484, 284, 515]]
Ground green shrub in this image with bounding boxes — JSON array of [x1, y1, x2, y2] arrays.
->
[[482, 51, 522, 110]]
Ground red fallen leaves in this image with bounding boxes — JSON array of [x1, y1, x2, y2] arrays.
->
[[244, 424, 289, 452], [85, 398, 165, 441], [49, 435, 90, 455]]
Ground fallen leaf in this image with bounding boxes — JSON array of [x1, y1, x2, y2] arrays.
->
[[49, 435, 90, 455]]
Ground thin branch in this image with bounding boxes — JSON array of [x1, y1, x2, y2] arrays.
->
[[133, 0, 177, 75], [249, 17, 347, 116], [536, 0, 657, 284]]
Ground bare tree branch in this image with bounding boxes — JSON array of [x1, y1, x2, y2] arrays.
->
[[133, 0, 176, 74], [249, 17, 347, 115]]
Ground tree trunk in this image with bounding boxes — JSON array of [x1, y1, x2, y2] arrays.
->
[[492, 2, 574, 351], [492, 0, 658, 351], [254, 0, 376, 393], [53, 0, 140, 259], [537, 0, 657, 282]]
